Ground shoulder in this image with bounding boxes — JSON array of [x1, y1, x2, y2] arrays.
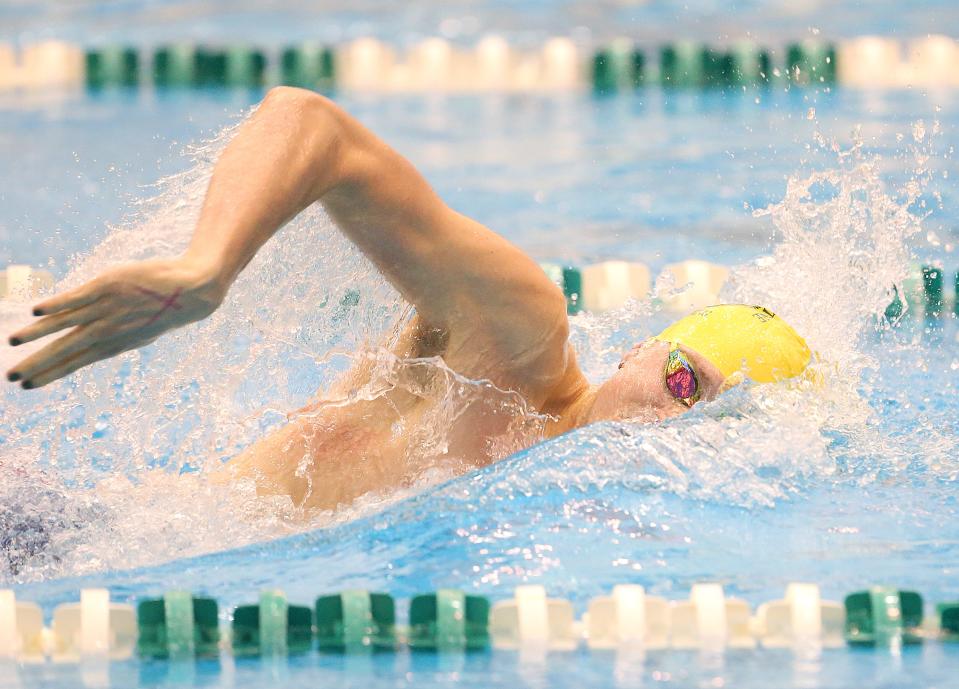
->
[[452, 277, 574, 398]]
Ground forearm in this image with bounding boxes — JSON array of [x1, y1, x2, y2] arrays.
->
[[182, 87, 349, 293]]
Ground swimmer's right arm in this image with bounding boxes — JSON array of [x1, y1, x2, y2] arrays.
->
[[6, 87, 353, 388], [181, 86, 565, 340], [6, 86, 567, 389]]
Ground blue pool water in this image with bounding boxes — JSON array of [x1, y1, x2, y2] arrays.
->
[[1, 83, 959, 687], [2, 0, 958, 44]]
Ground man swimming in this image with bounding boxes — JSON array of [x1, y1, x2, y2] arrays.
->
[[4, 87, 811, 512]]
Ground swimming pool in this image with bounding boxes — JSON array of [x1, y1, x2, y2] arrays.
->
[[1, 80, 959, 687]]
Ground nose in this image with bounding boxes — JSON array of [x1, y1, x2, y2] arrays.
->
[[618, 345, 641, 369], [618, 339, 661, 368]]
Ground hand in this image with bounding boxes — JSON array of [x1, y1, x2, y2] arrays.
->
[[5, 257, 226, 389]]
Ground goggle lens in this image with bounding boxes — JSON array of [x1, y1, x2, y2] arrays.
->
[[664, 344, 700, 407]]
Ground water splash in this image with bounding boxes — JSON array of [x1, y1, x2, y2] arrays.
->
[[0, 109, 550, 582], [0, 109, 953, 585]]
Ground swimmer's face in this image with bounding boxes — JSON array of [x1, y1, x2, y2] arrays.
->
[[588, 339, 728, 423]]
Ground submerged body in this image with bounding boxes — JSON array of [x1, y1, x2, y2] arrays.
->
[[6, 87, 803, 515]]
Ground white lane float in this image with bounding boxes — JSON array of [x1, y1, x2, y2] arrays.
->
[[669, 583, 755, 649], [907, 35, 959, 88], [489, 585, 578, 650], [50, 589, 137, 661], [580, 261, 651, 312], [0, 264, 55, 299], [585, 584, 669, 650], [409, 38, 454, 90], [541, 37, 580, 90], [0, 42, 17, 91], [0, 590, 45, 662], [753, 583, 845, 649], [475, 35, 512, 90], [339, 38, 395, 91], [656, 260, 728, 313], [837, 36, 904, 88], [19, 41, 84, 90]]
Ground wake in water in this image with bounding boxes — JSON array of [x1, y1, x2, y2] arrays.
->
[[0, 108, 951, 584]]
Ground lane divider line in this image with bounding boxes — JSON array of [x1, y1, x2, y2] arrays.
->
[[5, 583, 959, 661], [3, 36, 958, 92], [2, 261, 953, 319]]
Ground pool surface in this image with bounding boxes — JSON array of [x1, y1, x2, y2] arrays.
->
[[1, 66, 959, 689]]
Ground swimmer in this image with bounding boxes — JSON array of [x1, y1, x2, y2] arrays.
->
[[4, 87, 811, 512]]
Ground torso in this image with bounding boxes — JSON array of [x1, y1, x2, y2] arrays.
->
[[228, 309, 576, 513]]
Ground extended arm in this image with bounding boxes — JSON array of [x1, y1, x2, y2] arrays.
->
[[6, 86, 566, 388]]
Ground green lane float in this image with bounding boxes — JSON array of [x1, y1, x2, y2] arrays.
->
[[592, 42, 643, 94], [232, 590, 313, 655], [224, 46, 267, 87], [702, 48, 734, 87], [729, 41, 771, 85], [885, 285, 905, 321], [884, 264, 954, 320], [408, 589, 490, 650], [315, 590, 396, 651], [196, 48, 228, 86], [85, 46, 139, 88], [539, 263, 583, 315], [280, 44, 336, 89], [922, 265, 943, 317], [659, 42, 772, 89], [660, 41, 705, 87], [955, 271, 959, 317], [136, 592, 220, 658], [786, 41, 837, 85], [844, 587, 924, 646], [562, 266, 583, 314], [939, 602, 959, 641], [153, 45, 199, 87]]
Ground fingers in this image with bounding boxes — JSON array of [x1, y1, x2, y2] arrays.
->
[[6, 324, 102, 386], [8, 299, 106, 347], [26, 344, 123, 389], [30, 279, 104, 318]]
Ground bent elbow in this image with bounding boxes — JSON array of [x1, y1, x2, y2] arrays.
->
[[260, 86, 335, 123], [257, 87, 348, 195]]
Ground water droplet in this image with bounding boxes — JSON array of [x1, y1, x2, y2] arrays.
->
[[806, 108, 816, 120], [913, 120, 926, 142]]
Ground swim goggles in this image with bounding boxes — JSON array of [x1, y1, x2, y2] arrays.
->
[[664, 342, 701, 408]]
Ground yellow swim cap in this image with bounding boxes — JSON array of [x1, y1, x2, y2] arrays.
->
[[652, 304, 811, 383]]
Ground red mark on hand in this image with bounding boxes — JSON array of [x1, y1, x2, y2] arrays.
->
[[135, 286, 184, 326]]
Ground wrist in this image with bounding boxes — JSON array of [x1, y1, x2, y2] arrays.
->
[[178, 251, 231, 309]]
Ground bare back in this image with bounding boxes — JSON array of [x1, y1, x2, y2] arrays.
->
[[228, 308, 555, 511]]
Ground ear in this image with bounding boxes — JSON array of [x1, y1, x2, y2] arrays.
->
[[718, 371, 745, 394]]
